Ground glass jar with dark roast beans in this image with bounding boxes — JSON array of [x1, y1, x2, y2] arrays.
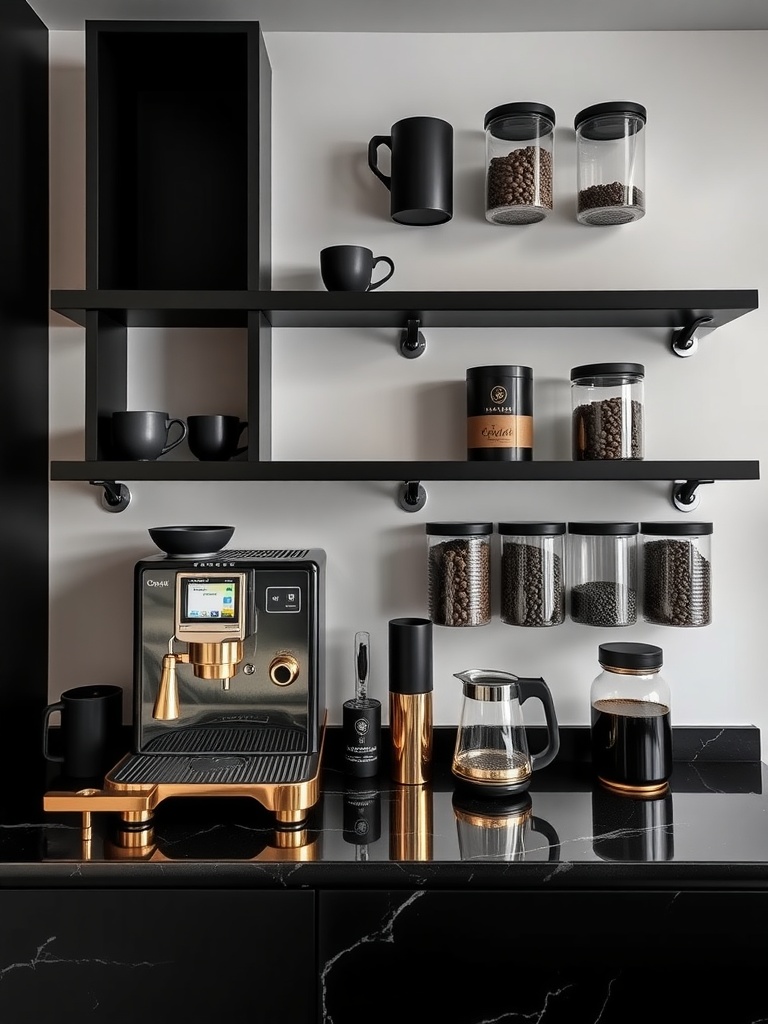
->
[[590, 642, 672, 795], [484, 103, 555, 225], [571, 362, 644, 461], [640, 522, 713, 627], [499, 522, 566, 627], [467, 365, 533, 461], [568, 522, 638, 627], [426, 522, 492, 627], [574, 101, 646, 225]]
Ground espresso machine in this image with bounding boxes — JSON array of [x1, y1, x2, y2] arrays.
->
[[45, 545, 327, 835]]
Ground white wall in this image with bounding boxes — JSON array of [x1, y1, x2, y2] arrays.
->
[[49, 30, 768, 752]]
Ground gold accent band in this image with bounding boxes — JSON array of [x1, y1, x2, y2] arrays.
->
[[389, 692, 432, 785]]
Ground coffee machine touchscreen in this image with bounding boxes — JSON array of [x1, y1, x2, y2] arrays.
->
[[184, 580, 239, 621], [176, 572, 249, 641]]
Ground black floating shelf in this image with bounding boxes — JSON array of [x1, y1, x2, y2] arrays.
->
[[50, 460, 760, 483], [50, 289, 758, 331]]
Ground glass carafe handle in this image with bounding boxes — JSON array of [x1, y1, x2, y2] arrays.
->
[[517, 677, 560, 772]]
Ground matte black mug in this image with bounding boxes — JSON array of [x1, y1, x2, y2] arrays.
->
[[187, 415, 248, 461], [368, 115, 454, 225], [111, 410, 187, 460], [43, 684, 124, 779], [320, 245, 395, 292]]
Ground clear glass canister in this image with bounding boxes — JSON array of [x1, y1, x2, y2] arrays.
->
[[426, 522, 492, 627], [574, 101, 646, 225], [571, 362, 644, 461], [568, 522, 638, 626], [590, 642, 672, 795], [499, 522, 565, 627], [640, 521, 713, 627], [484, 102, 555, 225]]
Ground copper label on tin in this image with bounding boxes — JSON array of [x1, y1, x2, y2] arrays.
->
[[467, 415, 533, 448]]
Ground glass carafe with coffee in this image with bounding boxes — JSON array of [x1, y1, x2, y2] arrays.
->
[[590, 642, 672, 796], [451, 669, 560, 796]]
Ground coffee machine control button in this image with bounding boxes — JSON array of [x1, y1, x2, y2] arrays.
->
[[269, 654, 300, 687], [266, 587, 301, 612]]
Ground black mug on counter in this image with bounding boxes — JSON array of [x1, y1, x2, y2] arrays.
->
[[43, 685, 123, 779], [110, 410, 187, 460], [187, 415, 248, 461]]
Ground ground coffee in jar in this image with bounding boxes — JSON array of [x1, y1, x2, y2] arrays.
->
[[466, 365, 533, 461]]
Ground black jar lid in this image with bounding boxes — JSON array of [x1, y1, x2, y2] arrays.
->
[[640, 521, 713, 536], [498, 522, 566, 536], [568, 521, 638, 535], [570, 362, 645, 381], [574, 101, 647, 139], [467, 365, 533, 379], [426, 522, 493, 536], [599, 642, 663, 671], [484, 102, 556, 138]]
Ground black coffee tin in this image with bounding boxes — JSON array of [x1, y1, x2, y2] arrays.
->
[[466, 365, 533, 461]]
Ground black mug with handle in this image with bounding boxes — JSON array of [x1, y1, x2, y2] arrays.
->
[[368, 115, 454, 225], [43, 685, 124, 779], [320, 245, 395, 292]]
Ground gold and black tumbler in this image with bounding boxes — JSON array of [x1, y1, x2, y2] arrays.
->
[[388, 617, 433, 785]]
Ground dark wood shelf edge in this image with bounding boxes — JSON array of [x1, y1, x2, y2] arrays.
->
[[49, 288, 759, 330], [49, 459, 761, 483]]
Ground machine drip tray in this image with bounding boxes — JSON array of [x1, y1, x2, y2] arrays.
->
[[109, 749, 319, 786]]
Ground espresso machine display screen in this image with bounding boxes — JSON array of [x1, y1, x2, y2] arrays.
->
[[182, 579, 240, 622]]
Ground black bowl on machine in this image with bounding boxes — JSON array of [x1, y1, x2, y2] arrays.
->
[[148, 525, 235, 557]]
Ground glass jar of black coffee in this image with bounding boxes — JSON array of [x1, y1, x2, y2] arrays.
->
[[590, 642, 672, 795], [426, 522, 492, 627], [568, 522, 638, 626], [467, 365, 533, 461], [499, 522, 565, 627], [640, 521, 713, 627], [484, 103, 555, 225], [570, 362, 644, 461], [574, 101, 646, 226]]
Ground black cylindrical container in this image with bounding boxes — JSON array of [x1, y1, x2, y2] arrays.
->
[[466, 365, 533, 461], [367, 116, 453, 226], [389, 617, 433, 785], [343, 698, 381, 778]]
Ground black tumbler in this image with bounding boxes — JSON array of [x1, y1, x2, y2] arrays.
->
[[388, 617, 434, 784], [368, 116, 453, 226]]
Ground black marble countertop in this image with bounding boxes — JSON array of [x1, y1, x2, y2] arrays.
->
[[3, 726, 767, 890]]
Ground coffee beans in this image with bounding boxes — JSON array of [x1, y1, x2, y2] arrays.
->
[[573, 397, 644, 460], [643, 538, 712, 627], [428, 537, 491, 627], [577, 182, 645, 225], [501, 541, 564, 627], [486, 146, 553, 224], [571, 580, 638, 627]]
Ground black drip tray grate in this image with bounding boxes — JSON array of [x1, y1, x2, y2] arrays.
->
[[142, 722, 307, 755], [110, 749, 318, 786]]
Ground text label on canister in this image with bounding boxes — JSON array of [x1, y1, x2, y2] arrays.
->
[[466, 365, 533, 461]]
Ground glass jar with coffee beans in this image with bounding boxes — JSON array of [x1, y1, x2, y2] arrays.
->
[[571, 362, 644, 461], [640, 522, 713, 627], [574, 101, 646, 225], [426, 522, 492, 627], [499, 522, 566, 627], [568, 522, 638, 627], [484, 102, 555, 224]]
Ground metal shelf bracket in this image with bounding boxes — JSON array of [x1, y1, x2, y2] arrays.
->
[[399, 319, 426, 359], [670, 315, 714, 358], [671, 478, 713, 513], [90, 479, 132, 513], [397, 480, 427, 512]]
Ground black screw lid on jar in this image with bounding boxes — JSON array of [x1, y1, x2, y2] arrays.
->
[[568, 522, 639, 535], [574, 101, 647, 139], [570, 362, 645, 381], [484, 103, 556, 139], [426, 522, 493, 535], [467, 365, 533, 379], [498, 522, 566, 535], [599, 642, 663, 671], [640, 522, 713, 536]]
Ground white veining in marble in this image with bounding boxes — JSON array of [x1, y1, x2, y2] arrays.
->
[[473, 983, 574, 1022], [0, 936, 170, 983], [689, 730, 726, 762]]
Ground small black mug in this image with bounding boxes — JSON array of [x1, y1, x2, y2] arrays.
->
[[43, 684, 124, 779], [111, 410, 187, 460], [188, 415, 248, 461], [320, 245, 395, 292], [368, 116, 454, 225]]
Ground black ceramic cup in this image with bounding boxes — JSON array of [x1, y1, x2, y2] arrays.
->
[[43, 684, 124, 779], [111, 410, 187, 460], [187, 415, 248, 461], [320, 245, 395, 292], [368, 116, 454, 225]]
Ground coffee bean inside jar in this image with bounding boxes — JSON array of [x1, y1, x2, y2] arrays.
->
[[484, 102, 555, 225], [426, 522, 492, 627], [570, 362, 645, 461], [499, 522, 566, 627], [574, 102, 647, 227], [640, 522, 713, 627]]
